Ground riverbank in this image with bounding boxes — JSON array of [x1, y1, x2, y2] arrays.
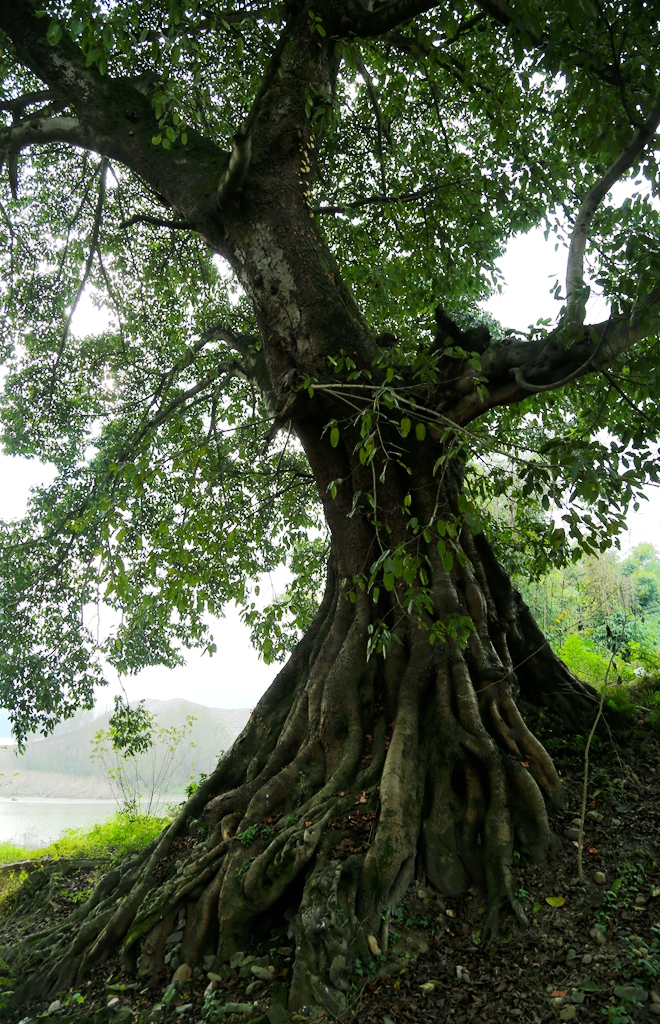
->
[[0, 769, 114, 800]]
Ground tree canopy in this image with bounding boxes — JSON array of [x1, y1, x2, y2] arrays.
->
[[1, 0, 660, 745]]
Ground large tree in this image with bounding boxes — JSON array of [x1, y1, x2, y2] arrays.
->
[[1, 0, 660, 1011]]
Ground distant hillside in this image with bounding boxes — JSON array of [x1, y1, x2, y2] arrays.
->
[[0, 700, 251, 798]]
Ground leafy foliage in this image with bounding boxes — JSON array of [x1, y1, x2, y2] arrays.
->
[[0, 0, 659, 741]]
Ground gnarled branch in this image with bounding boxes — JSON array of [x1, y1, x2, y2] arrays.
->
[[565, 96, 660, 325]]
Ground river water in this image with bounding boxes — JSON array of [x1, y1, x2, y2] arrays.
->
[[0, 796, 178, 849]]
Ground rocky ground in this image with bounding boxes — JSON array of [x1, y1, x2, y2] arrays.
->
[[0, 699, 658, 1024]]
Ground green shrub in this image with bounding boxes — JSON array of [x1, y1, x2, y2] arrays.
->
[[0, 812, 170, 868], [42, 812, 170, 861], [0, 841, 28, 865], [605, 686, 638, 721], [559, 634, 615, 686]]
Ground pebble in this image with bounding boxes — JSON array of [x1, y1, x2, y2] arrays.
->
[[46, 1002, 62, 1015], [229, 951, 246, 969], [107, 998, 120, 1010], [172, 964, 192, 984], [581, 954, 593, 965], [251, 965, 274, 982], [565, 948, 577, 962], [563, 828, 580, 841], [203, 955, 216, 972], [416, 888, 428, 899], [586, 810, 604, 822], [217, 1004, 257, 1015], [635, 894, 648, 905], [165, 931, 184, 946], [559, 1007, 576, 1021], [590, 926, 607, 945], [245, 981, 262, 997], [652, 992, 660, 1005], [367, 934, 381, 956], [650, 1006, 660, 1017], [592, 871, 607, 885], [614, 985, 648, 1002]]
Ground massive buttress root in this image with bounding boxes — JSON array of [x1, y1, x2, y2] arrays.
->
[[6, 477, 596, 1015]]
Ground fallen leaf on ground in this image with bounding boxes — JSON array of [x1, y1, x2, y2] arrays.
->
[[546, 896, 566, 907]]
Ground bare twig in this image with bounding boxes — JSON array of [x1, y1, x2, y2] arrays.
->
[[577, 648, 616, 885], [48, 158, 108, 411], [314, 181, 453, 215], [354, 48, 389, 195]]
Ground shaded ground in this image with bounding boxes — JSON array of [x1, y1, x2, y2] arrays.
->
[[1, 699, 659, 1024]]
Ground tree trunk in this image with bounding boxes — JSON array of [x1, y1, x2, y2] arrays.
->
[[6, 437, 596, 1015]]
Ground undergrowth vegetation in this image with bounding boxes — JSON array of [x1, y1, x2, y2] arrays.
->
[[520, 543, 660, 727], [0, 812, 170, 867]]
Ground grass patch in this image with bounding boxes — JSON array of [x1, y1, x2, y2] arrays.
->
[[0, 842, 29, 865], [0, 812, 170, 867]]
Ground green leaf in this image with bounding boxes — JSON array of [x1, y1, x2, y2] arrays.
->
[[330, 426, 340, 448], [400, 417, 411, 438], [415, 423, 426, 441], [46, 21, 62, 45]]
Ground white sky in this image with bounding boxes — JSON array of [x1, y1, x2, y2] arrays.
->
[[1, 227, 658, 716]]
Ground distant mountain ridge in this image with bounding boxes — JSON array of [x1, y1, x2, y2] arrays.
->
[[0, 700, 251, 799]]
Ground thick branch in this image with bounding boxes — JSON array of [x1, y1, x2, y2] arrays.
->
[[0, 0, 228, 232], [442, 296, 660, 426], [343, 0, 443, 37], [119, 214, 193, 231], [0, 116, 94, 161], [565, 97, 660, 325], [0, 90, 64, 115], [216, 19, 293, 205]]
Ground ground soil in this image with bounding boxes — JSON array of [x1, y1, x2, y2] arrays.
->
[[1, 699, 659, 1024]]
